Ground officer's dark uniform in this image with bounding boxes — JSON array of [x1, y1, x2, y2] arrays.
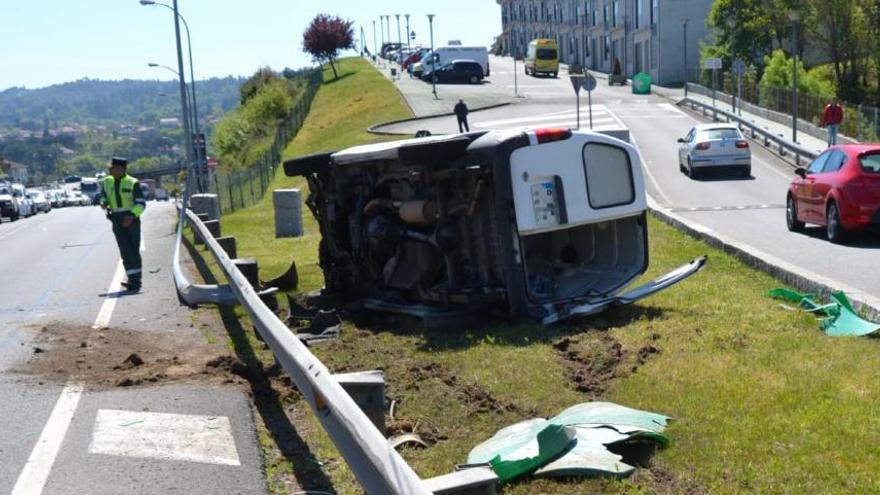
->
[[100, 158, 146, 291], [454, 100, 470, 133]]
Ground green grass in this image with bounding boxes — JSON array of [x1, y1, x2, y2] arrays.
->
[[200, 56, 880, 494]]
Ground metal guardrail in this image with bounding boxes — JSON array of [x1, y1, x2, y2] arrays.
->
[[681, 97, 819, 166], [171, 203, 237, 307], [176, 207, 432, 494]]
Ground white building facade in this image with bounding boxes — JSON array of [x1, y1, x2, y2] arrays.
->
[[498, 0, 712, 85]]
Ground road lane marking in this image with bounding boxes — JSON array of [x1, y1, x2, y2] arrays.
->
[[668, 204, 785, 213], [627, 132, 673, 206], [12, 382, 83, 495], [0, 223, 31, 241], [658, 103, 689, 117], [89, 409, 240, 466], [91, 261, 125, 329]]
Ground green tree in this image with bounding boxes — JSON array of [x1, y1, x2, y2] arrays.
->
[[707, 0, 775, 65]]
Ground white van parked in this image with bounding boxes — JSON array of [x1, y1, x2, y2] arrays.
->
[[421, 46, 490, 77]]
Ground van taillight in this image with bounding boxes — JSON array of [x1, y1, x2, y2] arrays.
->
[[736, 140, 749, 148], [534, 128, 572, 144], [695, 142, 710, 150]]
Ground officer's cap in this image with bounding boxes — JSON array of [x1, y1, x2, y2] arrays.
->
[[109, 157, 128, 168]]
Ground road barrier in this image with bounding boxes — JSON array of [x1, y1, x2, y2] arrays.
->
[[681, 97, 818, 167], [172, 201, 498, 494]]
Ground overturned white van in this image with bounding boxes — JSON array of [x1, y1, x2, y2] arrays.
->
[[283, 129, 705, 325]]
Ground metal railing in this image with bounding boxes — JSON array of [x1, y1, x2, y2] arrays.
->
[[681, 97, 818, 166], [208, 69, 323, 214]]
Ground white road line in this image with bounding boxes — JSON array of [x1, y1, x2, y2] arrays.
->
[[476, 112, 613, 127], [12, 382, 83, 495], [658, 103, 689, 117], [628, 132, 673, 205], [91, 261, 125, 329], [0, 223, 31, 241]]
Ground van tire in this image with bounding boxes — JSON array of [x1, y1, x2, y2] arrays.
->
[[552, 72, 558, 78], [469, 75, 479, 84]]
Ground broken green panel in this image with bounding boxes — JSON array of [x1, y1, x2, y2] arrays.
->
[[488, 424, 577, 482], [534, 427, 635, 478], [549, 401, 671, 438], [467, 418, 549, 465], [768, 288, 880, 337]]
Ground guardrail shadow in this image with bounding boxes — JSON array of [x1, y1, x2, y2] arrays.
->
[[182, 236, 336, 492]]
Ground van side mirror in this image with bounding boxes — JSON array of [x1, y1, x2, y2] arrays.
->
[[795, 167, 807, 178], [677, 138, 686, 143]]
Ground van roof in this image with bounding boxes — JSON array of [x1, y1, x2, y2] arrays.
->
[[531, 39, 557, 45]]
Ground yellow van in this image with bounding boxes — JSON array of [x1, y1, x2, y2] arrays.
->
[[525, 39, 559, 77]]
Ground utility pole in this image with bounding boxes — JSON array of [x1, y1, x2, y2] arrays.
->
[[790, 12, 800, 143], [428, 14, 437, 99], [682, 18, 689, 98]]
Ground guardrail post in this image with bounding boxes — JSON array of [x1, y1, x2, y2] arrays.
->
[[203, 219, 221, 239], [234, 258, 260, 288], [273, 188, 303, 238], [778, 135, 786, 156], [424, 466, 499, 495], [216, 235, 237, 259], [191, 193, 221, 221], [333, 371, 386, 434], [194, 213, 210, 245]]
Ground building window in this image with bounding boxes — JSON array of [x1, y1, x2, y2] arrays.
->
[[636, 0, 642, 28], [585, 36, 590, 57], [613, 1, 619, 28], [651, 0, 658, 25], [603, 5, 609, 25], [604, 33, 610, 60]]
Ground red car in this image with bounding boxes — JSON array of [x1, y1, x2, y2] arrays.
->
[[786, 144, 880, 242]]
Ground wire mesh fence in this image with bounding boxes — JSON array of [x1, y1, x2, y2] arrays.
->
[[686, 67, 880, 143], [208, 69, 323, 214]]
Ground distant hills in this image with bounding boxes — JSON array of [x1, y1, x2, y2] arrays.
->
[[0, 77, 245, 130]]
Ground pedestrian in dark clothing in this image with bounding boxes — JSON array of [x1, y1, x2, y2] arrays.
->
[[454, 99, 470, 133], [100, 157, 146, 292], [821, 99, 844, 146]]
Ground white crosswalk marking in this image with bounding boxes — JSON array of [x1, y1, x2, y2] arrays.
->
[[473, 104, 625, 131]]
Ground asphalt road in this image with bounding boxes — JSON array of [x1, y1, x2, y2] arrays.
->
[[0, 203, 266, 494], [379, 55, 880, 305]]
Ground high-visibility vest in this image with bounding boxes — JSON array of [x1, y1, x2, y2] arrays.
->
[[101, 175, 145, 217]]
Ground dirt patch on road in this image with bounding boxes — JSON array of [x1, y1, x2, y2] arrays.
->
[[11, 322, 243, 389]]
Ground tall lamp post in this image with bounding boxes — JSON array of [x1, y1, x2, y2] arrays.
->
[[385, 15, 391, 46], [404, 14, 411, 49], [141, 0, 203, 192], [148, 63, 191, 127], [395, 14, 401, 46], [427, 14, 437, 99], [789, 11, 801, 143], [372, 20, 377, 56], [682, 18, 689, 98]]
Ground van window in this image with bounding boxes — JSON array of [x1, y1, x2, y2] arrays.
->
[[537, 48, 557, 60], [583, 143, 634, 208]]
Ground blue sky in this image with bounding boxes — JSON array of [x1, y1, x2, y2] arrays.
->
[[0, 0, 502, 91]]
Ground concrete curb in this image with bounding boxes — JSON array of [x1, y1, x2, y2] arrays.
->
[[646, 196, 880, 322], [367, 102, 514, 136]]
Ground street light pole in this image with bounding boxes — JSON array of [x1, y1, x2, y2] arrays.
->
[[171, 0, 196, 193], [682, 18, 689, 98], [372, 20, 377, 56], [395, 14, 401, 46], [790, 12, 800, 143], [404, 14, 411, 49], [427, 14, 436, 99], [385, 15, 391, 46]]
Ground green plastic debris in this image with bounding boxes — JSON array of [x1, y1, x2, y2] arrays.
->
[[632, 72, 652, 94], [769, 288, 880, 337], [468, 402, 671, 482]]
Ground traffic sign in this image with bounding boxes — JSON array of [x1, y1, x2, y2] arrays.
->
[[570, 74, 583, 93], [704, 57, 722, 70], [732, 59, 747, 75], [584, 74, 597, 92]]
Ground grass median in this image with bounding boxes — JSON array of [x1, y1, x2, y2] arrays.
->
[[198, 57, 880, 494]]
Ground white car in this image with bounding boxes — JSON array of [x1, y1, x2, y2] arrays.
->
[[26, 189, 51, 213], [677, 123, 751, 178]]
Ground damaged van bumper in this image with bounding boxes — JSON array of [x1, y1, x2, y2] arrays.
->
[[541, 256, 707, 325]]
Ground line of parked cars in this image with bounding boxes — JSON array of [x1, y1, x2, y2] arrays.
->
[[379, 42, 490, 85], [0, 181, 94, 224]]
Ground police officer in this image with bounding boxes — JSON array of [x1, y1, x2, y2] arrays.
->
[[100, 157, 146, 291]]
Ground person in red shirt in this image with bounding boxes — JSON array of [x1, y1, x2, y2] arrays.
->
[[821, 100, 844, 146]]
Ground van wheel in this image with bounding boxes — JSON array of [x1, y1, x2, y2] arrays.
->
[[11, 210, 19, 221], [552, 72, 558, 78], [469, 75, 478, 84]]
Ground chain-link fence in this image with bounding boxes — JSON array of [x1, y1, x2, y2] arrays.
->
[[686, 67, 880, 142], [208, 69, 323, 214]]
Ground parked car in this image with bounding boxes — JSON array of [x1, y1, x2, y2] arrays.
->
[[420, 45, 489, 78], [677, 123, 751, 178], [26, 189, 51, 213], [424, 60, 485, 84], [48, 189, 66, 208], [786, 144, 880, 242], [0, 182, 16, 222], [282, 128, 705, 326]]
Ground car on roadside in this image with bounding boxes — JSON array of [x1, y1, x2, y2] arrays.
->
[[423, 59, 485, 84], [677, 123, 751, 178], [282, 128, 705, 326], [786, 144, 880, 243], [26, 189, 51, 213]]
